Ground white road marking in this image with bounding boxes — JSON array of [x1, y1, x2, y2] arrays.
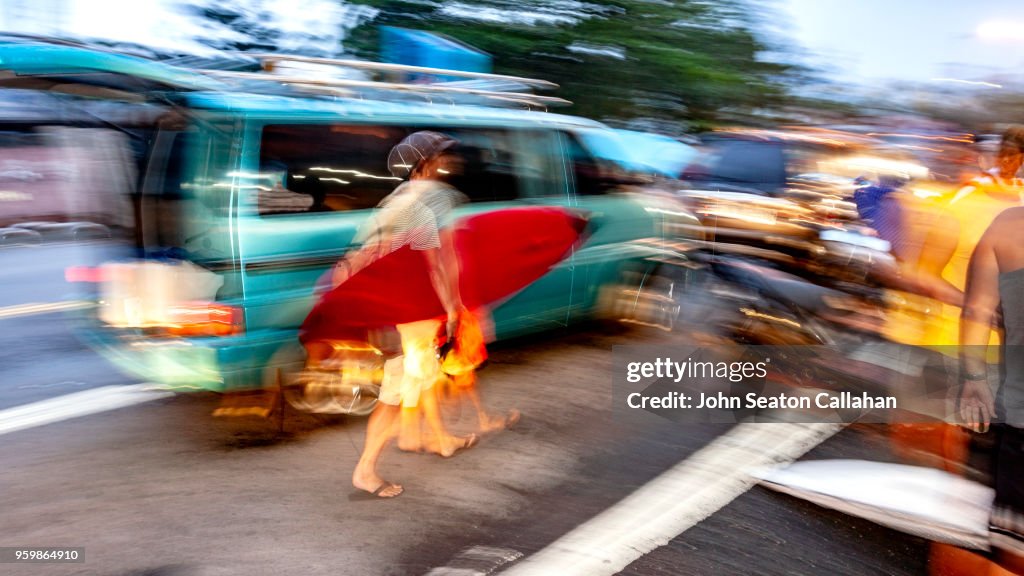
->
[[501, 421, 842, 576], [0, 384, 174, 436], [17, 380, 89, 390], [0, 300, 93, 320], [426, 546, 523, 576]]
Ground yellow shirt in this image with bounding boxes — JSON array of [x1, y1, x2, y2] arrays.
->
[[943, 181, 1023, 292], [884, 181, 1020, 352]]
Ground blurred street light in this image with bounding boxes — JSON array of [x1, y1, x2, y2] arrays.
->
[[930, 78, 1003, 89]]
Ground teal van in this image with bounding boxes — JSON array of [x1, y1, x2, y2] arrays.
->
[[0, 39, 698, 411]]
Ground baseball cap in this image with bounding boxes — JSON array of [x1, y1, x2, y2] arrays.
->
[[387, 131, 459, 178]]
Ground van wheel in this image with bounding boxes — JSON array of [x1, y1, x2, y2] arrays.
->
[[597, 262, 685, 332], [276, 341, 383, 416], [283, 370, 381, 416]]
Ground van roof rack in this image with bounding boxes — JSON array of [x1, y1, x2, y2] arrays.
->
[[250, 53, 559, 90], [203, 53, 571, 110], [205, 70, 571, 109]]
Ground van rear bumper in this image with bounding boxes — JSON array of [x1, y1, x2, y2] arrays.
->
[[76, 323, 303, 392]]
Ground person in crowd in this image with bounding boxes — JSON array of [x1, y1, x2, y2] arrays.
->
[[337, 131, 479, 498], [917, 128, 1024, 575], [880, 127, 1024, 369], [949, 203, 1024, 574]]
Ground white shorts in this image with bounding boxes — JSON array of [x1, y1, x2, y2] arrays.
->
[[377, 319, 442, 409]]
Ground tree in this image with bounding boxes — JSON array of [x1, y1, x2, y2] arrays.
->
[[344, 0, 805, 128], [179, 0, 377, 56]]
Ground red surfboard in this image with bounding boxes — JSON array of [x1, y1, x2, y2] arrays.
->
[[299, 206, 587, 344]]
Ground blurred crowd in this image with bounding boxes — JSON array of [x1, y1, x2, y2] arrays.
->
[[671, 121, 1024, 575]]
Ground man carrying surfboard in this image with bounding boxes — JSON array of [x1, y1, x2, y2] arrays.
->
[[341, 131, 478, 499], [300, 130, 587, 498]]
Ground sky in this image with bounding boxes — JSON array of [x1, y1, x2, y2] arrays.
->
[[780, 0, 1024, 83], [0, 0, 373, 56], [3, 0, 1024, 86]]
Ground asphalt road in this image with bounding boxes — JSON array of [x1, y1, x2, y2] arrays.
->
[[0, 242, 132, 410], [0, 242, 98, 307], [0, 243, 939, 575]]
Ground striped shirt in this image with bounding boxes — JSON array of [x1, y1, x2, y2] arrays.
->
[[354, 180, 466, 256]]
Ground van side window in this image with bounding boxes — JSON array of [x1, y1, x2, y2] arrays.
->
[[436, 128, 519, 203], [565, 133, 606, 196], [257, 125, 526, 214], [257, 124, 408, 216], [512, 129, 567, 199]]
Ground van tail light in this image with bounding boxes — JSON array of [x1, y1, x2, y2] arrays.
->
[[65, 266, 107, 283], [166, 302, 244, 337]]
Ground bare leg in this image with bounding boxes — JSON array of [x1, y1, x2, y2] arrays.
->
[[420, 382, 477, 457], [397, 405, 425, 452], [377, 353, 422, 453], [352, 403, 403, 497], [461, 386, 516, 433], [390, 319, 476, 457], [448, 373, 519, 434]]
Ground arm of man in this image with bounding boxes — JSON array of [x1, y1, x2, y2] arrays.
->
[[905, 209, 964, 306], [331, 235, 388, 289], [330, 208, 397, 289], [959, 222, 1001, 432], [423, 234, 465, 338]]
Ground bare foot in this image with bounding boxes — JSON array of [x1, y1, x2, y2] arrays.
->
[[421, 433, 480, 457], [416, 430, 442, 456], [436, 433, 479, 458], [478, 409, 521, 433], [352, 468, 403, 498], [396, 439, 423, 453]]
